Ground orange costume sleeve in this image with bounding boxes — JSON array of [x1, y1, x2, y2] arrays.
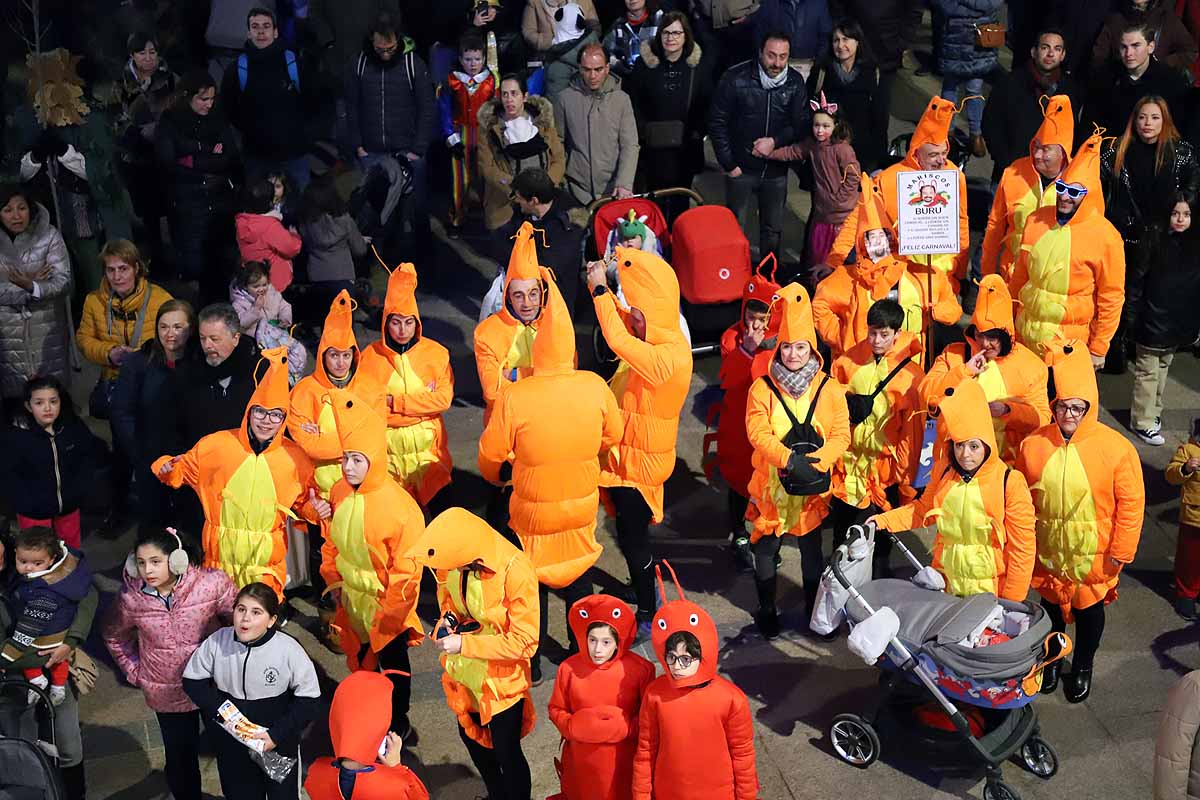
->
[[1088, 227, 1126, 358], [393, 343, 454, 419], [811, 268, 852, 354], [595, 292, 681, 387], [826, 208, 856, 268], [287, 382, 344, 462], [979, 178, 1010, 277], [998, 468, 1037, 602]]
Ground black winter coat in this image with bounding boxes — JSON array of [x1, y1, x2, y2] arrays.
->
[[1046, 0, 1116, 79], [709, 60, 810, 178], [628, 40, 713, 179], [931, 0, 1001, 78], [110, 348, 188, 473], [0, 415, 107, 519], [806, 58, 882, 170], [1085, 58, 1191, 140], [494, 192, 587, 308], [827, 0, 922, 72], [173, 336, 262, 450], [982, 65, 1084, 183], [1100, 138, 1200, 241], [219, 40, 311, 160], [343, 40, 437, 157], [1130, 228, 1200, 348], [154, 104, 240, 203]]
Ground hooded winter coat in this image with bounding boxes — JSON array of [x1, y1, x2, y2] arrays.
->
[[550, 595, 656, 800], [745, 283, 851, 541], [406, 508, 539, 747], [299, 213, 369, 284], [153, 347, 324, 596], [322, 387, 425, 669], [479, 255, 624, 588], [1010, 133, 1127, 358], [594, 249, 692, 522], [980, 95, 1075, 281], [930, 0, 1002, 78], [812, 172, 962, 360], [555, 73, 641, 204], [922, 275, 1051, 466], [1092, 0, 1199, 72], [632, 563, 758, 800], [76, 276, 173, 379], [102, 565, 237, 712], [0, 203, 71, 399], [875, 379, 1038, 601], [1166, 440, 1200, 529], [235, 213, 303, 292], [230, 279, 293, 337], [304, 671, 430, 800], [1016, 340, 1144, 617], [1156, 670, 1200, 800], [358, 263, 454, 506], [477, 95, 567, 231], [0, 414, 107, 520], [827, 97, 970, 283]]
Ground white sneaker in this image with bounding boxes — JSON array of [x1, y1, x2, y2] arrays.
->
[[26, 674, 48, 705], [1135, 426, 1165, 446], [49, 685, 67, 707]]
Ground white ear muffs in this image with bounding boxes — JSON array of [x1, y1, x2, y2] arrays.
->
[[125, 528, 190, 580]]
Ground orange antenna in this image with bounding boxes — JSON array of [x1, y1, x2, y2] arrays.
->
[[370, 243, 391, 273], [660, 559, 686, 601], [756, 252, 779, 283]]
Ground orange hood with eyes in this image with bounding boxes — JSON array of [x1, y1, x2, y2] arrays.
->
[[239, 347, 291, 450], [612, 247, 683, 345], [905, 96, 956, 166], [327, 670, 395, 763], [930, 377, 1001, 474], [1058, 133, 1105, 222], [754, 282, 819, 379], [314, 290, 359, 387], [328, 386, 389, 492], [970, 274, 1015, 339], [1030, 94, 1074, 161], [1043, 337, 1100, 434], [500, 222, 547, 325], [650, 561, 719, 688], [853, 171, 894, 265], [381, 262, 421, 349], [531, 264, 573, 376]]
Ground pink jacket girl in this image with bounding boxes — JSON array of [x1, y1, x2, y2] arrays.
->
[[235, 179, 302, 291]]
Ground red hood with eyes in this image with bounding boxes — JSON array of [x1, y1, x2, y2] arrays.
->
[[650, 561, 719, 688], [567, 594, 638, 670]]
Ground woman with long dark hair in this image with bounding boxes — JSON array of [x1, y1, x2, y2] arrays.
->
[[805, 18, 882, 171]]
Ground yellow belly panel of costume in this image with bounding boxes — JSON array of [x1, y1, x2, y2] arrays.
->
[[501, 325, 536, 388], [216, 455, 282, 587], [976, 360, 1011, 460], [1033, 444, 1099, 582], [1008, 182, 1053, 263], [313, 400, 342, 497], [912, 252, 957, 276], [443, 570, 498, 711], [330, 493, 384, 643], [1016, 226, 1071, 350], [933, 480, 998, 597], [767, 392, 821, 529], [841, 361, 895, 508], [386, 353, 439, 485]]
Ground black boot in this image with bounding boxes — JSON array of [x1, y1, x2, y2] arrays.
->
[[1064, 667, 1092, 704], [1040, 660, 1062, 694], [754, 577, 780, 640], [60, 763, 86, 800]]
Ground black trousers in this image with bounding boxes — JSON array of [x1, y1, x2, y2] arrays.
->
[[536, 576, 592, 661], [212, 724, 301, 800], [728, 489, 750, 536], [828, 489, 899, 562], [1042, 598, 1107, 672], [305, 522, 332, 608], [375, 636, 413, 734], [156, 710, 203, 800], [459, 698, 532, 800], [752, 531, 824, 613], [609, 487, 656, 620]]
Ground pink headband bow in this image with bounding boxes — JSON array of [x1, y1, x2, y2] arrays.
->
[[809, 91, 838, 115]]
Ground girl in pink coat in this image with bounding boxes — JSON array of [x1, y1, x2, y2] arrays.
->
[[103, 529, 236, 800], [235, 179, 302, 291]]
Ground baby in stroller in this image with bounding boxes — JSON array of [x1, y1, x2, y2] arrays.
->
[[600, 208, 691, 347]]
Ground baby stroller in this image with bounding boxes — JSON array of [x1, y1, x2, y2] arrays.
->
[[0, 677, 65, 800], [826, 524, 1070, 800]]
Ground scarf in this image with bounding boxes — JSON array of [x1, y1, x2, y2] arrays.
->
[[1026, 60, 1062, 94], [832, 60, 860, 84], [759, 63, 788, 90], [771, 356, 819, 398]]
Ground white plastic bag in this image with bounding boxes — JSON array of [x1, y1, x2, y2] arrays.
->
[[847, 607, 900, 665], [479, 269, 506, 323], [810, 528, 875, 635]]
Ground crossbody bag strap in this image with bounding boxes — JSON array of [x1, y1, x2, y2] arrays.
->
[[802, 373, 829, 426], [867, 355, 913, 403], [762, 375, 805, 438], [130, 281, 153, 346]]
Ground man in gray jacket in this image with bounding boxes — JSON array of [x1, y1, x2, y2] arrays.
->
[[554, 43, 640, 205]]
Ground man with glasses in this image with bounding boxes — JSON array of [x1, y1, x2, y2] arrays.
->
[[1009, 133, 1125, 369]]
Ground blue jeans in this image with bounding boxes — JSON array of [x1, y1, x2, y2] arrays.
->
[[244, 154, 311, 194], [941, 76, 985, 135]]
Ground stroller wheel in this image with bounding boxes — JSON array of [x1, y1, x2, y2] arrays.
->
[[1019, 736, 1059, 779], [828, 713, 880, 768], [982, 780, 1022, 800]]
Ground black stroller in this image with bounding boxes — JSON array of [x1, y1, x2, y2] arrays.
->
[[0, 677, 65, 800]]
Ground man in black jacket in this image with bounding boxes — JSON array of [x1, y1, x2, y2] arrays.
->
[[496, 168, 586, 312], [709, 31, 809, 259], [1084, 20, 1191, 136]]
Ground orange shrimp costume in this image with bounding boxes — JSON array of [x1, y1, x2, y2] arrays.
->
[[1016, 340, 1144, 619], [405, 508, 539, 747], [1009, 133, 1126, 358], [745, 283, 850, 541], [921, 275, 1050, 465], [594, 248, 693, 522], [478, 265, 624, 588], [321, 388, 425, 669], [632, 562, 758, 800], [830, 330, 925, 511], [304, 671, 430, 800], [358, 262, 454, 506], [827, 97, 970, 284], [979, 95, 1074, 281], [548, 595, 656, 800], [874, 379, 1037, 601], [813, 172, 962, 361], [474, 222, 550, 425], [152, 347, 321, 596]]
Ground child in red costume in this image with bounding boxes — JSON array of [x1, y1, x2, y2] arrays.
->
[[633, 562, 758, 800], [548, 595, 655, 800], [304, 670, 429, 800]]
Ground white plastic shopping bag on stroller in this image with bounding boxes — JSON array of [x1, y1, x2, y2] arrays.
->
[[810, 525, 875, 635]]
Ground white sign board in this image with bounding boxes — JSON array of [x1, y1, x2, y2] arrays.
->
[[896, 169, 960, 256]]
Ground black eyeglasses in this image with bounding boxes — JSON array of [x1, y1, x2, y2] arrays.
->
[[250, 406, 286, 423], [1054, 180, 1088, 199], [1054, 402, 1088, 418], [664, 653, 696, 668]]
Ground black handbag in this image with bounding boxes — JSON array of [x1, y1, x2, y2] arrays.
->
[[845, 356, 914, 425], [764, 373, 831, 496]]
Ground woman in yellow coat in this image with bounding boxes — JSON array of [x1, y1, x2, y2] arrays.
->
[[1016, 340, 1144, 703], [745, 283, 850, 639], [871, 378, 1037, 604], [321, 387, 425, 736], [153, 347, 330, 597], [358, 262, 454, 508]]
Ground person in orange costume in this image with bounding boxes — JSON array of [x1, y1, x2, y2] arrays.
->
[[153, 347, 330, 597], [921, 274, 1050, 466], [548, 595, 655, 800], [406, 507, 538, 800], [287, 289, 373, 653], [1008, 133, 1126, 367], [870, 378, 1037, 603], [358, 262, 454, 507], [745, 282, 850, 640], [632, 561, 758, 800], [1015, 340, 1144, 704], [826, 97, 970, 286], [584, 248, 692, 631], [304, 670, 429, 800], [979, 95, 1074, 281], [716, 256, 781, 573], [479, 265, 623, 682], [321, 387, 425, 735], [813, 171, 962, 363]]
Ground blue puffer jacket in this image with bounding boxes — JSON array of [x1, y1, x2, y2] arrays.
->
[[752, 0, 832, 62], [931, 0, 1002, 78], [343, 39, 437, 157], [709, 60, 811, 178]]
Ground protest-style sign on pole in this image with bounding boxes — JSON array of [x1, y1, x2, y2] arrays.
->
[[896, 169, 961, 256]]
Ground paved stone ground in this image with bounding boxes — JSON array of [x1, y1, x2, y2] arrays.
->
[[66, 30, 1200, 800]]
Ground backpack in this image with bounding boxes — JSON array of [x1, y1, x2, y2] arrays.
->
[[845, 356, 914, 425], [763, 374, 832, 496], [237, 49, 300, 91], [356, 50, 415, 93]]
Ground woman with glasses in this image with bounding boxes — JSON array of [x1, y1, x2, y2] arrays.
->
[[1017, 341, 1144, 704]]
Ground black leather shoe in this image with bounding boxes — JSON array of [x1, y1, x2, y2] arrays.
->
[[1064, 667, 1092, 703], [1177, 596, 1198, 621], [1040, 660, 1062, 694], [755, 607, 781, 640], [530, 658, 544, 687]]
